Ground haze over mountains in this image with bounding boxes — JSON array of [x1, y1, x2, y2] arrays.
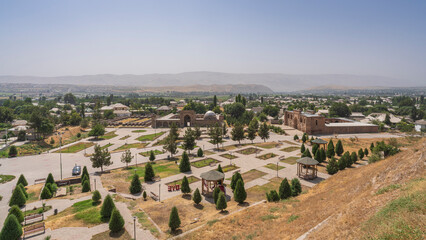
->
[[0, 72, 422, 93]]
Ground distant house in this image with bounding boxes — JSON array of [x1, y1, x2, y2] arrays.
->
[[251, 107, 264, 114], [157, 105, 171, 113], [101, 103, 131, 117], [414, 120, 426, 132], [349, 112, 365, 121]]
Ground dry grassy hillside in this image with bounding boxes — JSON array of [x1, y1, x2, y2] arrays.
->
[[181, 138, 425, 240]]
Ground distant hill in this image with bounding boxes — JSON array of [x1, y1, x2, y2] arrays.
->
[[0, 72, 420, 92]]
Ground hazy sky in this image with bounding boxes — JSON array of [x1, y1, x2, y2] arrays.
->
[[0, 0, 425, 81]]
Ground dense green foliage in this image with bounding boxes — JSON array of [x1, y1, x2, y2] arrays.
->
[[129, 174, 142, 194], [109, 208, 124, 233], [168, 206, 181, 232], [100, 195, 115, 219]]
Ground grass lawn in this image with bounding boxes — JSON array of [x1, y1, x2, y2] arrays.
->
[[282, 140, 298, 145], [99, 131, 118, 140], [54, 142, 94, 153], [204, 150, 215, 155], [280, 156, 299, 165], [191, 158, 220, 168], [46, 199, 104, 230], [113, 143, 148, 152], [133, 211, 159, 236], [132, 129, 147, 133], [119, 135, 131, 140], [222, 164, 239, 172], [236, 147, 262, 155], [1, 141, 54, 158], [127, 160, 180, 180], [166, 176, 200, 186], [136, 132, 165, 142], [0, 174, 15, 184], [26, 184, 43, 203], [257, 153, 278, 160], [281, 146, 300, 152], [220, 153, 238, 159], [264, 163, 285, 171], [91, 229, 132, 240], [139, 149, 163, 157], [101, 143, 114, 150], [24, 205, 52, 216], [255, 142, 280, 149]]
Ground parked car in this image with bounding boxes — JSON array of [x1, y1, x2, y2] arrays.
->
[[72, 165, 81, 176]]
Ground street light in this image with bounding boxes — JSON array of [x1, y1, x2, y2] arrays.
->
[[133, 216, 137, 239], [58, 132, 63, 180]]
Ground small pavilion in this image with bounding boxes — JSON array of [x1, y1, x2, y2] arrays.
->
[[311, 138, 328, 149], [296, 157, 319, 180], [200, 170, 225, 195]]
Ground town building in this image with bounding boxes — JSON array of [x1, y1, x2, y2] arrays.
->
[[100, 103, 131, 117], [152, 110, 224, 128]]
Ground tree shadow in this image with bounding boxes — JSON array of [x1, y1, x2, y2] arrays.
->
[[108, 228, 127, 238], [181, 194, 192, 200], [168, 229, 183, 236], [237, 202, 250, 207], [193, 204, 204, 210], [219, 210, 229, 215]]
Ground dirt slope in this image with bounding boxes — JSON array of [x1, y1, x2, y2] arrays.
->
[[181, 138, 425, 240]]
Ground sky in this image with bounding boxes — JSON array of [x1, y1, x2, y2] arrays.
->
[[0, 0, 425, 82]]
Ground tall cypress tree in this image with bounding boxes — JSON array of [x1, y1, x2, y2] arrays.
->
[[179, 151, 191, 172], [109, 208, 124, 233], [351, 152, 358, 164], [300, 143, 306, 153], [312, 144, 319, 156], [279, 178, 292, 199], [358, 148, 365, 159], [217, 164, 223, 173], [17, 174, 28, 186], [9, 187, 26, 207], [0, 215, 22, 240], [180, 176, 191, 195], [101, 194, 115, 219], [326, 157, 338, 175], [327, 139, 335, 158], [192, 188, 202, 205], [303, 149, 312, 158], [233, 179, 247, 204], [129, 174, 142, 194], [8, 205, 24, 223], [46, 173, 55, 185], [230, 172, 243, 191], [335, 140, 344, 156], [216, 192, 227, 212], [168, 206, 181, 232], [314, 149, 321, 162], [144, 162, 155, 182], [291, 178, 302, 197], [320, 148, 326, 163], [212, 187, 221, 204]]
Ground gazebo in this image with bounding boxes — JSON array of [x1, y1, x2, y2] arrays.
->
[[311, 138, 328, 149], [296, 157, 319, 180], [200, 170, 225, 195]]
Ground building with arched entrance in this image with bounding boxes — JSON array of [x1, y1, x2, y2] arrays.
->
[[152, 110, 224, 128]]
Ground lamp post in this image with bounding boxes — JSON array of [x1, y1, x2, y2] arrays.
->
[[94, 179, 96, 191], [133, 216, 137, 239], [59, 132, 63, 180], [276, 161, 279, 178], [158, 184, 161, 202]]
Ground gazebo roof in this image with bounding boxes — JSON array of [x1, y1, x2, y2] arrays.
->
[[311, 138, 328, 144], [296, 157, 319, 166], [200, 170, 225, 181]]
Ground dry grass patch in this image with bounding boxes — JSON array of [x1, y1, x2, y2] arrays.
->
[[222, 164, 240, 173], [240, 169, 267, 183], [191, 158, 220, 168], [236, 147, 262, 155], [280, 146, 300, 153], [203, 150, 215, 156], [112, 143, 148, 152], [264, 163, 285, 171], [26, 183, 43, 203], [99, 131, 118, 140], [257, 153, 278, 160], [166, 176, 200, 186], [220, 153, 238, 159], [282, 140, 298, 145], [280, 156, 299, 165], [255, 142, 281, 149]]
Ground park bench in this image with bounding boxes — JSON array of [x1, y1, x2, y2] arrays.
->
[[23, 222, 45, 239], [34, 178, 46, 185], [24, 213, 44, 225], [150, 191, 159, 201]]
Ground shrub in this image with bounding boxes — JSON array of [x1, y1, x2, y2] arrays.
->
[[82, 180, 91, 192], [312, 144, 319, 156], [168, 206, 181, 232], [364, 148, 369, 156], [50, 138, 55, 145], [109, 208, 124, 233], [0, 215, 22, 240], [77, 132, 81, 138], [233, 179, 247, 204], [302, 149, 312, 158], [327, 139, 335, 158], [144, 162, 155, 182], [216, 192, 227, 212], [40, 186, 52, 200], [326, 157, 338, 175], [46, 173, 55, 185], [197, 148, 203, 157], [100, 195, 115, 219], [217, 164, 223, 173], [192, 188, 202, 205], [17, 174, 28, 186], [129, 174, 142, 194], [143, 191, 147, 201], [300, 143, 305, 153], [8, 205, 24, 223], [351, 152, 358, 164], [266, 190, 280, 202], [212, 187, 221, 204], [230, 172, 242, 191], [279, 178, 292, 200], [9, 187, 26, 207], [179, 151, 191, 172], [181, 176, 191, 195], [343, 151, 352, 168], [368, 153, 381, 164], [291, 178, 302, 197], [92, 190, 101, 203], [293, 135, 299, 141], [149, 150, 156, 162], [82, 166, 90, 181], [320, 148, 326, 163], [358, 148, 364, 159], [8, 146, 18, 157]]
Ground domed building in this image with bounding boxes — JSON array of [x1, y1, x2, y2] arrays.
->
[[153, 110, 224, 128]]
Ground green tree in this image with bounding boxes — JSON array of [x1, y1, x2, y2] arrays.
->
[[120, 150, 133, 168], [326, 157, 338, 175], [335, 140, 344, 156], [329, 102, 351, 117], [293, 135, 299, 141], [179, 151, 191, 172], [40, 186, 52, 200], [194, 126, 202, 139], [291, 178, 302, 197], [364, 148, 369, 156], [90, 145, 113, 173], [320, 148, 326, 163], [144, 162, 155, 182], [327, 139, 335, 158], [18, 183, 28, 199], [143, 191, 147, 201], [109, 208, 124, 233], [182, 128, 196, 154], [312, 144, 319, 156], [384, 113, 391, 125], [258, 122, 270, 142], [181, 176, 191, 195], [247, 122, 257, 143], [17, 174, 28, 186], [197, 148, 203, 157], [129, 174, 142, 194], [343, 151, 352, 168], [8, 205, 24, 223], [46, 173, 55, 185], [216, 192, 227, 212], [168, 206, 181, 232], [208, 123, 223, 150], [351, 152, 358, 164], [370, 143, 374, 151], [314, 148, 321, 162], [212, 187, 221, 204], [82, 180, 91, 192], [0, 215, 22, 240], [149, 150, 156, 162], [233, 179, 247, 204], [100, 195, 115, 219], [213, 95, 218, 107], [163, 134, 178, 159], [217, 164, 223, 173], [230, 172, 243, 191], [279, 178, 292, 199], [8, 146, 18, 158], [358, 148, 364, 160], [92, 190, 101, 203], [82, 166, 90, 181], [301, 133, 307, 143], [231, 123, 245, 144], [302, 149, 312, 158], [300, 143, 305, 153], [266, 190, 280, 202], [192, 188, 202, 205], [89, 124, 105, 139], [9, 186, 26, 207]]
